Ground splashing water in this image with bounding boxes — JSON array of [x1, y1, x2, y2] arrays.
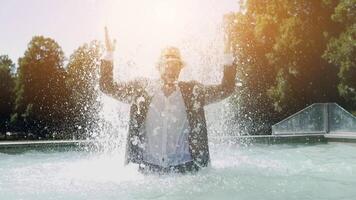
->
[[1, 143, 356, 199], [91, 0, 241, 151], [2, 2, 356, 199]]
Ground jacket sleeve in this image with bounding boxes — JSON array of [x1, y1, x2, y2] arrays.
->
[[99, 59, 143, 104], [202, 63, 237, 106]]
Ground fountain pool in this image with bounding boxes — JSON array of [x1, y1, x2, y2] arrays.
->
[[1, 141, 355, 200]]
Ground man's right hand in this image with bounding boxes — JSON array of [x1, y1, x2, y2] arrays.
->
[[105, 26, 116, 53]]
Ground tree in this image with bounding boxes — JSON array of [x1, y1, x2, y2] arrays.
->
[[66, 40, 103, 138], [226, 0, 341, 134], [260, 1, 339, 112], [0, 55, 15, 131], [323, 0, 356, 109], [13, 36, 66, 138]]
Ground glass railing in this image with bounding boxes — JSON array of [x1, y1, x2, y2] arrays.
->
[[272, 103, 356, 135]]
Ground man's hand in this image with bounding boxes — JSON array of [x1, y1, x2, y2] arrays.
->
[[105, 26, 116, 53]]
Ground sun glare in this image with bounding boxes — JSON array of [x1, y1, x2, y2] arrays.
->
[[101, 0, 237, 82], [153, 0, 184, 25]]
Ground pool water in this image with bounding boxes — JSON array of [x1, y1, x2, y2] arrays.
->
[[0, 142, 355, 200]]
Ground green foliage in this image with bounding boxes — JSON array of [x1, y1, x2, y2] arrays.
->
[[3, 37, 103, 139], [13, 36, 66, 136], [0, 55, 15, 131], [227, 0, 342, 133], [323, 0, 356, 109], [66, 40, 103, 137]]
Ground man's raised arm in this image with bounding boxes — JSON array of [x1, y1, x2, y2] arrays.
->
[[99, 27, 140, 104], [202, 53, 237, 105]]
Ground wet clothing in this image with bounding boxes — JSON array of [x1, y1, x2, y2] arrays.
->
[[99, 58, 236, 172], [139, 160, 200, 174], [143, 84, 193, 167]]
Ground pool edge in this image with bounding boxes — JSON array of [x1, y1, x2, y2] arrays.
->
[[1, 133, 356, 149]]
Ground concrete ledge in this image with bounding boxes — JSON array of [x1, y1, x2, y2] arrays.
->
[[210, 134, 326, 144], [0, 140, 91, 148], [325, 133, 356, 143], [0, 140, 95, 154], [1, 133, 356, 152]]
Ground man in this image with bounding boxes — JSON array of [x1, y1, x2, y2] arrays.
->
[[100, 27, 237, 173]]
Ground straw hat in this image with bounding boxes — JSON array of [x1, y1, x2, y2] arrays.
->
[[157, 46, 184, 71], [161, 47, 181, 59]]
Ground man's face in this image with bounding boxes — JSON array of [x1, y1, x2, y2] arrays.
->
[[159, 58, 183, 84]]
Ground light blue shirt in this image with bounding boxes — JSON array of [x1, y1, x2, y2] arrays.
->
[[143, 82, 192, 167]]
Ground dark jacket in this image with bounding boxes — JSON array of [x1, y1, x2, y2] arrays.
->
[[100, 60, 236, 168]]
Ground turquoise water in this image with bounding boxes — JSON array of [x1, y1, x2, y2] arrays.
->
[[0, 142, 355, 200]]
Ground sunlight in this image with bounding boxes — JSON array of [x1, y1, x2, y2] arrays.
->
[[105, 0, 192, 46], [101, 0, 238, 82], [152, 0, 186, 27]]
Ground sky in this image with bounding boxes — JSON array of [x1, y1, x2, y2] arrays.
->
[[0, 0, 238, 81]]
